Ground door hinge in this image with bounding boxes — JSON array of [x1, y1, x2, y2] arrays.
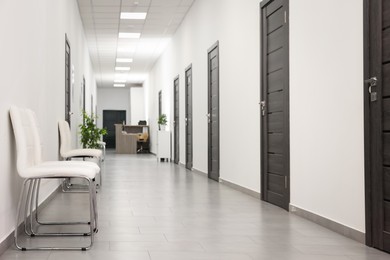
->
[[285, 176, 288, 189]]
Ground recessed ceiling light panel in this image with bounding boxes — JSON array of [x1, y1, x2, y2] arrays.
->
[[115, 67, 131, 71], [119, 32, 141, 39], [117, 47, 135, 53], [116, 58, 133, 63], [120, 12, 147, 20], [114, 79, 127, 83], [114, 84, 126, 87]]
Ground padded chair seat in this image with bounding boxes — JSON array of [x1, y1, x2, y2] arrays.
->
[[20, 164, 96, 179], [62, 148, 102, 159], [41, 161, 100, 174]]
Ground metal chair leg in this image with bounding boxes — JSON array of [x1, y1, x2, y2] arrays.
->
[[29, 179, 92, 237], [34, 179, 89, 226], [15, 179, 29, 250], [15, 177, 97, 251]]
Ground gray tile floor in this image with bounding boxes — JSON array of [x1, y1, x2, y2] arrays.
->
[[1, 153, 389, 260]]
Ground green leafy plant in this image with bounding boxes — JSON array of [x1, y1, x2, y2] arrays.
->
[[79, 111, 107, 148], [157, 114, 167, 130]]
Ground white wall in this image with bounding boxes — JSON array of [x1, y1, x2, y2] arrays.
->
[[0, 0, 96, 244], [290, 0, 365, 232], [146, 0, 261, 192], [97, 88, 131, 128], [130, 87, 146, 125], [147, 0, 366, 234]]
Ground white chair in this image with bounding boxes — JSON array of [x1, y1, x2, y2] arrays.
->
[[10, 106, 98, 251], [28, 109, 99, 236], [58, 120, 103, 190]]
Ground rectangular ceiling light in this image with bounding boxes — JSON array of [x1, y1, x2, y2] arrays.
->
[[116, 58, 133, 63], [115, 67, 131, 71], [114, 79, 127, 83], [120, 12, 147, 20], [117, 47, 135, 53], [119, 32, 141, 39], [114, 84, 126, 87]]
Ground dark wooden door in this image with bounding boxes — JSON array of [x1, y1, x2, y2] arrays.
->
[[260, 0, 290, 211], [173, 76, 180, 164], [208, 42, 220, 181], [65, 36, 71, 127], [158, 90, 162, 117], [185, 65, 193, 170], [365, 0, 390, 252], [103, 110, 126, 149]]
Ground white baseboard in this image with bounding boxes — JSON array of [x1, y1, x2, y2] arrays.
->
[[0, 185, 61, 255], [290, 204, 365, 244]]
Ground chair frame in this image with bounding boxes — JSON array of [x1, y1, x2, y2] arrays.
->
[[15, 177, 97, 251], [27, 179, 97, 236]]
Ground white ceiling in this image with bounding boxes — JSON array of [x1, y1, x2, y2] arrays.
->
[[77, 0, 195, 88]]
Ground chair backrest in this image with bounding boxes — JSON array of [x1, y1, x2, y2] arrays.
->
[[58, 120, 72, 157], [26, 109, 43, 165], [9, 106, 40, 177]]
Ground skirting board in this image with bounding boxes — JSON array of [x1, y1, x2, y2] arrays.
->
[[0, 185, 61, 256], [177, 162, 206, 176], [174, 162, 364, 244], [220, 178, 261, 199], [177, 163, 260, 199], [289, 204, 365, 244], [192, 168, 207, 176]]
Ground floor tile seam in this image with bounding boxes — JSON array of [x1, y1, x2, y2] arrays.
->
[[195, 246, 299, 255], [292, 245, 381, 257], [295, 242, 383, 250], [107, 240, 207, 252], [147, 250, 257, 259]]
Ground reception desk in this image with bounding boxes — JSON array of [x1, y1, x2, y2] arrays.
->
[[115, 124, 149, 154]]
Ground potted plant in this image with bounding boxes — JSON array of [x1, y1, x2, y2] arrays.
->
[[79, 111, 107, 148], [158, 114, 167, 131]]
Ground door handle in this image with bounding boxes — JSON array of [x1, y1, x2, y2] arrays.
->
[[365, 77, 378, 102], [206, 113, 211, 123], [365, 77, 377, 87], [260, 101, 266, 116]]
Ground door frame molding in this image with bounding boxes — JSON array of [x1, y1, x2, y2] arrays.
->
[[65, 34, 71, 127], [363, 0, 371, 247], [207, 41, 220, 181], [185, 64, 193, 170], [173, 75, 180, 164], [260, 0, 290, 210], [158, 90, 162, 117], [363, 0, 377, 248]]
